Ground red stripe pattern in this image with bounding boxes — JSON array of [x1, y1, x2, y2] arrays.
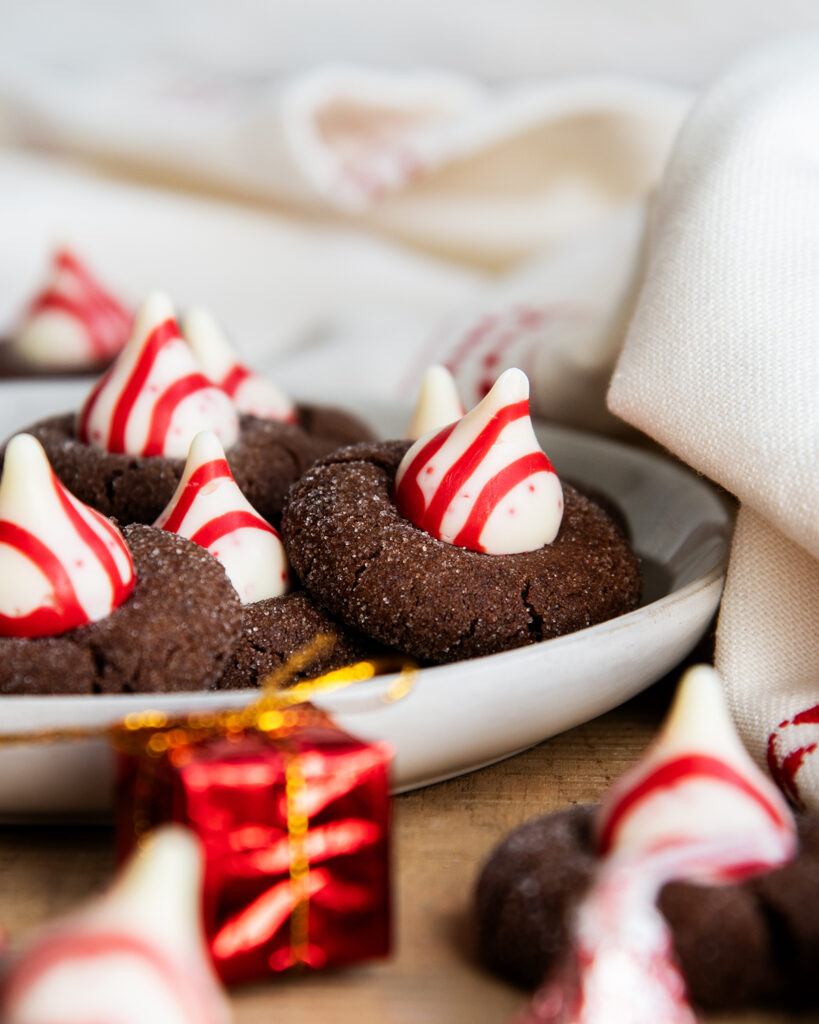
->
[[2, 930, 221, 1024], [181, 308, 297, 423], [598, 753, 790, 856], [393, 370, 561, 554], [0, 442, 134, 638], [190, 510, 276, 550], [215, 362, 297, 423], [220, 364, 252, 397], [766, 705, 819, 809], [77, 299, 239, 457], [22, 249, 132, 363], [160, 459, 232, 534], [0, 521, 84, 637], [155, 435, 289, 603]]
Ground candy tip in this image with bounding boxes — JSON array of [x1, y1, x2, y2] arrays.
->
[[182, 305, 219, 339], [187, 429, 227, 465], [667, 663, 729, 731], [489, 366, 529, 403], [1, 433, 51, 488], [135, 291, 175, 334], [423, 363, 456, 385]]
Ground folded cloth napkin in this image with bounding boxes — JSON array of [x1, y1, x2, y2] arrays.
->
[[0, 64, 688, 428], [0, 63, 688, 269], [608, 38, 819, 812]]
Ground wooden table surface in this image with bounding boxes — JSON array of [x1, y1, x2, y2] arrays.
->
[[0, 673, 810, 1024]]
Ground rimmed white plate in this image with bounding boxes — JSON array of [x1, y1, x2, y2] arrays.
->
[[0, 390, 731, 818]]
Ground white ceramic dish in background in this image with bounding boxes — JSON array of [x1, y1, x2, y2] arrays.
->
[[0, 390, 732, 818]]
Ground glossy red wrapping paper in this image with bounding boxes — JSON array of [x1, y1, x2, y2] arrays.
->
[[114, 708, 392, 985]]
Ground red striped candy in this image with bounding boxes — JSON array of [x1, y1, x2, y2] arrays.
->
[[394, 367, 563, 555], [14, 249, 132, 368], [516, 667, 798, 1024], [596, 665, 795, 882], [155, 431, 289, 604], [78, 293, 239, 459], [0, 828, 231, 1024], [0, 434, 134, 638], [182, 307, 297, 423], [766, 704, 819, 811]]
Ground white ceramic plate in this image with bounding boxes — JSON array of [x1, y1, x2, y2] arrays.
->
[[0, 388, 732, 818]]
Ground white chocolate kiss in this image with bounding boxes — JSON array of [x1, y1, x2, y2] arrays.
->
[[394, 367, 563, 555], [13, 250, 131, 369], [0, 434, 134, 636], [182, 308, 296, 423], [1, 827, 232, 1024], [597, 664, 796, 878], [405, 364, 464, 441], [155, 431, 290, 604], [78, 292, 239, 459]]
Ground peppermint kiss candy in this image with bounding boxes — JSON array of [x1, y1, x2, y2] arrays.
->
[[12, 249, 132, 369], [78, 292, 239, 458], [182, 308, 296, 423], [597, 664, 796, 877], [155, 431, 289, 604], [405, 364, 465, 441], [517, 667, 797, 1024], [0, 827, 232, 1024], [0, 434, 134, 638], [394, 367, 563, 554]]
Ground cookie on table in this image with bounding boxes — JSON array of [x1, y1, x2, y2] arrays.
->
[[476, 668, 818, 1014], [474, 804, 810, 1010]]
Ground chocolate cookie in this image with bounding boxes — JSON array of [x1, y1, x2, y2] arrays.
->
[[16, 403, 372, 527], [216, 590, 383, 690], [0, 524, 243, 695], [281, 441, 641, 664], [475, 805, 819, 1011]]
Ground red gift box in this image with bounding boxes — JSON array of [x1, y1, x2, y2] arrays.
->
[[114, 705, 392, 985]]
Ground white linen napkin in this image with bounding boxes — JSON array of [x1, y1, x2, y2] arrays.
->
[[608, 38, 819, 812], [0, 65, 688, 429], [0, 63, 687, 270]]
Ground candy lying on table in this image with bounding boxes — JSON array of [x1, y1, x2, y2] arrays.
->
[[282, 368, 641, 664], [14, 292, 372, 526], [0, 827, 232, 1024], [0, 248, 132, 376], [476, 666, 819, 1016]]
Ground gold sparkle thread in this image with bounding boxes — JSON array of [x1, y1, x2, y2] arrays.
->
[[282, 735, 310, 966], [0, 635, 418, 752], [0, 635, 415, 972]]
